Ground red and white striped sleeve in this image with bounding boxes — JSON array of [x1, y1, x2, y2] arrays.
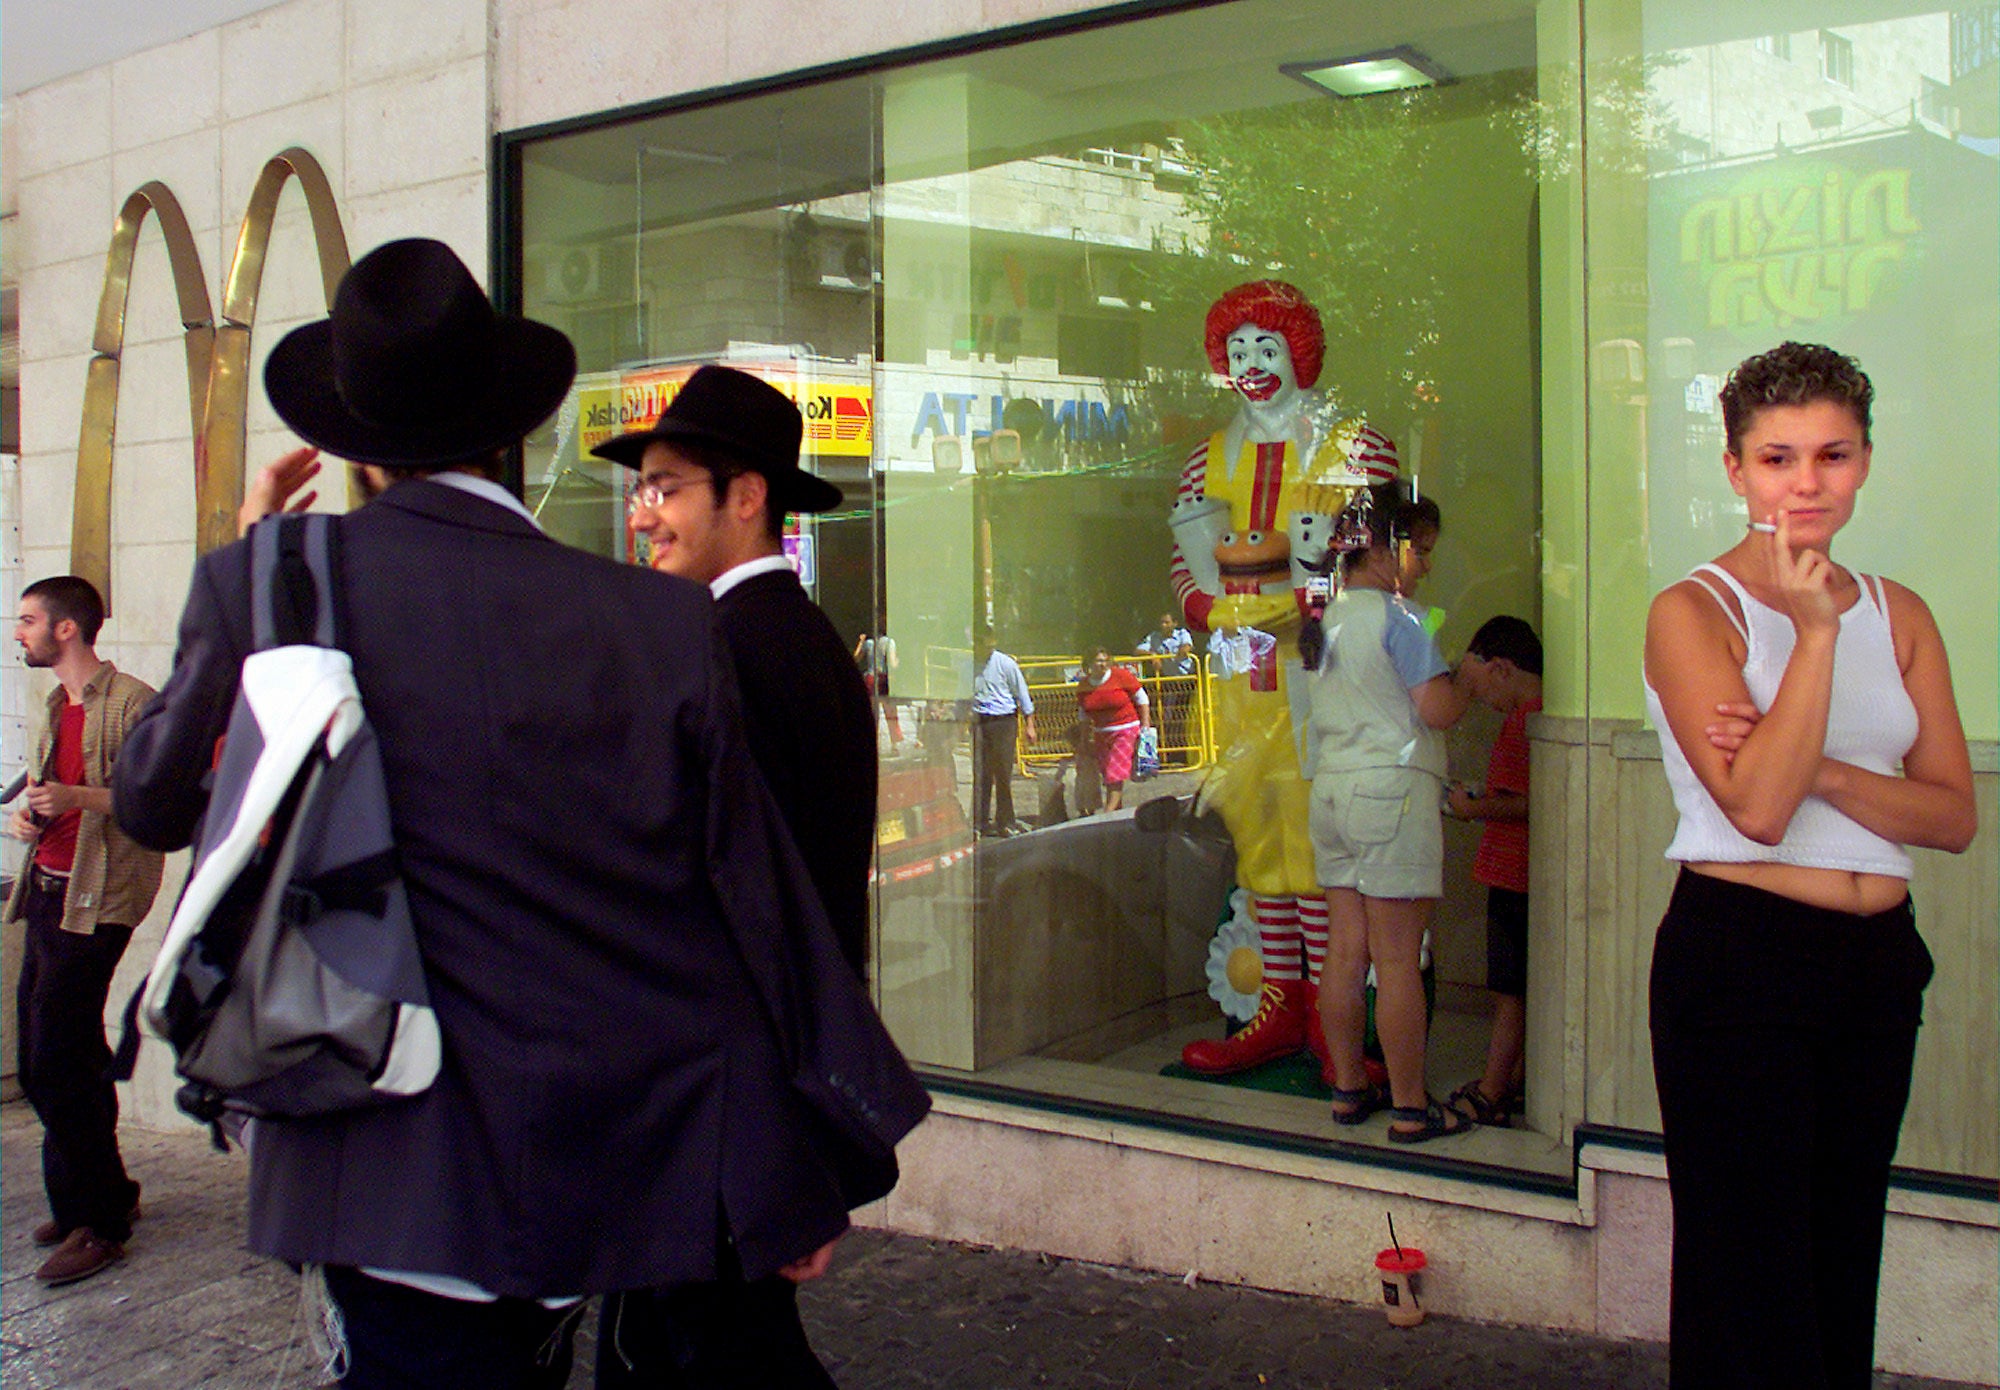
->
[[1168, 439, 1214, 630], [1346, 423, 1400, 483]]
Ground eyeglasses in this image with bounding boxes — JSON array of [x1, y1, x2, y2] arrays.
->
[[626, 479, 700, 515]]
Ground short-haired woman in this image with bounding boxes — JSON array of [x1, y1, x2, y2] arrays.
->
[[1643, 342, 1975, 1389]]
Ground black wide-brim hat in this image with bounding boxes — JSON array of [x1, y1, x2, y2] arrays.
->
[[590, 363, 843, 514], [265, 238, 577, 468]]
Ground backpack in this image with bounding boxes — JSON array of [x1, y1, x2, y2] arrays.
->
[[118, 514, 439, 1141]]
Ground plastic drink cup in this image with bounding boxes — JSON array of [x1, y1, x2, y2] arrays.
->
[[1375, 1247, 1426, 1326]]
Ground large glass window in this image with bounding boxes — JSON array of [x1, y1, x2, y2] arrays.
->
[[507, 0, 1997, 1184], [1584, 0, 1999, 1182]]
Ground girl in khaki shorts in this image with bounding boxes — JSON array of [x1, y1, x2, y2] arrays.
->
[[1303, 483, 1472, 1143]]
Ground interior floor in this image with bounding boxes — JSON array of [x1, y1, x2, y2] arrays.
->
[[966, 997, 1573, 1182]]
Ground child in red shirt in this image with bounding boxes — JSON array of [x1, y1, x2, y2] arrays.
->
[[1444, 616, 1543, 1127]]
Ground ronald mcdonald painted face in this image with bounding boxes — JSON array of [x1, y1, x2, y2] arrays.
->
[[1223, 323, 1299, 407]]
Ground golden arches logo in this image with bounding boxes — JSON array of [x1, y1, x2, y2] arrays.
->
[[73, 147, 350, 612]]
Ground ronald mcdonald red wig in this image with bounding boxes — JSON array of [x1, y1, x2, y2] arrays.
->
[[1204, 280, 1325, 390]]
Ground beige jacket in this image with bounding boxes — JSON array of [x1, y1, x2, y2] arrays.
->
[[5, 663, 165, 934]]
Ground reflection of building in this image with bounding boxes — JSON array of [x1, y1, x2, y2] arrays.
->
[[1648, 16, 1960, 159], [4, 0, 1995, 1380]]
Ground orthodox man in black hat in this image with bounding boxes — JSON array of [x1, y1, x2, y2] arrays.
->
[[113, 238, 926, 1388], [591, 365, 878, 1386]]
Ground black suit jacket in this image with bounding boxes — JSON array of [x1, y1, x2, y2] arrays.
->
[[714, 567, 877, 975], [115, 481, 925, 1297]]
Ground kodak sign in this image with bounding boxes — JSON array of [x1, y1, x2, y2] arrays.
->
[[578, 367, 872, 462]]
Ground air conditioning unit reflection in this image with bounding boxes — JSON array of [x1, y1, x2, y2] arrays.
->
[[543, 246, 603, 303], [788, 227, 874, 294]]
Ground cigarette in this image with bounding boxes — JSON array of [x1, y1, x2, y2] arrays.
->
[[1748, 521, 1778, 534]]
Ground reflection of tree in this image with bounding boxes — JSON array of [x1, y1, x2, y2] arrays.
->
[[1516, 54, 1684, 180], [1142, 86, 1465, 423], [1138, 66, 1682, 427]]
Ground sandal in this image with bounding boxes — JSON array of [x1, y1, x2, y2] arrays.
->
[[1447, 1079, 1514, 1129], [1329, 1083, 1385, 1126], [1388, 1096, 1475, 1144]]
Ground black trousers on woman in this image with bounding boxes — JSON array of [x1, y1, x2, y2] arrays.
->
[[1649, 869, 1932, 1390]]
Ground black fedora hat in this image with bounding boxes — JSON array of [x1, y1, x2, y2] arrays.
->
[[590, 364, 843, 514], [264, 238, 576, 468]]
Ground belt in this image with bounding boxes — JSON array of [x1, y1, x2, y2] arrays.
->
[[27, 864, 72, 896]]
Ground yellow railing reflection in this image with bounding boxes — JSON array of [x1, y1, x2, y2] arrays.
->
[[72, 147, 349, 612], [1015, 654, 1210, 773], [916, 645, 1219, 770]]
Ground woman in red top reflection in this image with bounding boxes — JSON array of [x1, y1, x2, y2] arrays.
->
[[1074, 647, 1150, 813]]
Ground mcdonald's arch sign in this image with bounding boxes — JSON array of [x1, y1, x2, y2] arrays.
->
[[72, 147, 350, 613]]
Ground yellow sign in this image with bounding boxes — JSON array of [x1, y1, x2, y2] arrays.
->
[[577, 366, 873, 460], [796, 383, 873, 457], [577, 368, 693, 457]]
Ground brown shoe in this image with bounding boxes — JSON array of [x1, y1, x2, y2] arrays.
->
[[32, 1199, 141, 1248], [35, 1228, 124, 1285]]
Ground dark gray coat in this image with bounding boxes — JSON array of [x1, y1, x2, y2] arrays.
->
[[714, 567, 877, 975], [116, 479, 925, 1297]]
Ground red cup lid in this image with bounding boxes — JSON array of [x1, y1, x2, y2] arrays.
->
[[1375, 1248, 1427, 1273]]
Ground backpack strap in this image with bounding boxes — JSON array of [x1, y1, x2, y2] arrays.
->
[[280, 848, 399, 925], [251, 514, 342, 651]]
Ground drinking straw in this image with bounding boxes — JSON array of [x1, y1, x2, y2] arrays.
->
[[1387, 1212, 1404, 1259]]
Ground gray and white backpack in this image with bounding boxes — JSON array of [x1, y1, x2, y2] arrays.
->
[[122, 514, 439, 1139]]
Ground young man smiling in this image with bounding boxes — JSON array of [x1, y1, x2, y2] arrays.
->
[[598, 365, 876, 978], [591, 367, 878, 1386]]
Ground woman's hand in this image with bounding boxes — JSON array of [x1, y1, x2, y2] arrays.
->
[[1646, 571, 1832, 846], [1705, 701, 1761, 766], [1766, 510, 1841, 636]]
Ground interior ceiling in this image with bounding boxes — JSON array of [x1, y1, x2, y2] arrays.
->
[[520, 0, 1955, 246], [523, 0, 1540, 242]]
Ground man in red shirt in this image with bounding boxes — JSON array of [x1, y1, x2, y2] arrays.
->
[[1444, 615, 1543, 1129], [6, 576, 164, 1285]]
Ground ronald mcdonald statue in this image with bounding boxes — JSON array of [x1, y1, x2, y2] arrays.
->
[[1174, 280, 1398, 1077]]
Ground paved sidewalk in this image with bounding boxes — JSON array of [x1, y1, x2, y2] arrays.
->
[[0, 1103, 1967, 1388]]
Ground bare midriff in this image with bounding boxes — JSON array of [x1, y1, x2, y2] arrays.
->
[[1686, 860, 1909, 916]]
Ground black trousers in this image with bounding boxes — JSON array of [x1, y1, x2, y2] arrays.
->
[[324, 1265, 581, 1389], [16, 872, 138, 1243], [973, 713, 1019, 832], [1649, 870, 1932, 1390], [596, 1259, 836, 1389]]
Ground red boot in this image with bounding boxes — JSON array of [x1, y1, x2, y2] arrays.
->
[[1181, 978, 1311, 1074]]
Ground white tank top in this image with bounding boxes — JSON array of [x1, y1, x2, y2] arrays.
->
[[1643, 563, 1918, 878]]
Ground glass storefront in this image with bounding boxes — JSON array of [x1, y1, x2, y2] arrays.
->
[[504, 0, 1998, 1185]]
